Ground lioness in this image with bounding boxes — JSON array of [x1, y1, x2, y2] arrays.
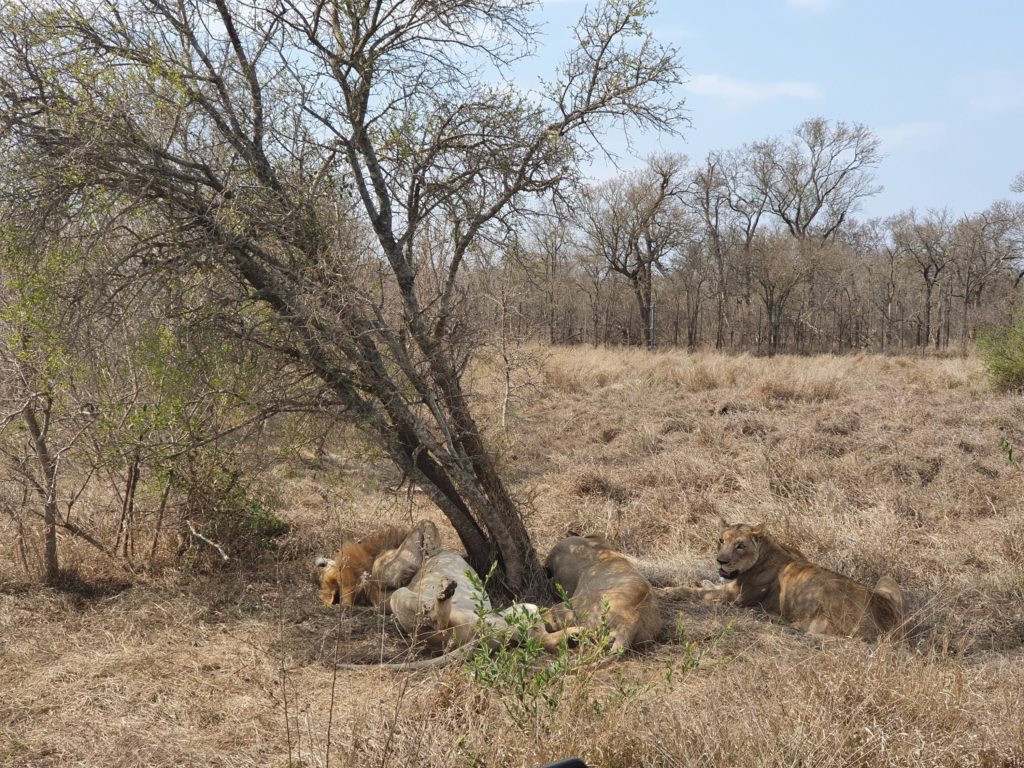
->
[[668, 521, 905, 640], [540, 534, 661, 652]]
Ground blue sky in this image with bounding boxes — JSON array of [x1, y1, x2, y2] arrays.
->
[[526, 0, 1024, 220]]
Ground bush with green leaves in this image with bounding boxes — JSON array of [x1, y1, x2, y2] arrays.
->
[[461, 567, 617, 731], [460, 563, 738, 737], [177, 454, 288, 565], [978, 310, 1024, 392]]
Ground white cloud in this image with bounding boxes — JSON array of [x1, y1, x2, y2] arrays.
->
[[684, 74, 823, 108], [876, 121, 945, 150], [786, 0, 833, 11]]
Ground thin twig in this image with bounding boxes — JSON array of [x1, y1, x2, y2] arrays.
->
[[184, 519, 230, 561], [325, 595, 343, 768], [278, 561, 294, 768]]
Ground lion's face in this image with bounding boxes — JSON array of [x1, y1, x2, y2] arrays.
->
[[314, 558, 343, 605], [714, 523, 764, 579]]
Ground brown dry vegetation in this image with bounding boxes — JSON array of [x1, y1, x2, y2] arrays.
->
[[3, 349, 1024, 767]]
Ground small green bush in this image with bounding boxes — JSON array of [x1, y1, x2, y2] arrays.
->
[[978, 310, 1024, 392], [462, 568, 616, 732], [177, 455, 288, 564]]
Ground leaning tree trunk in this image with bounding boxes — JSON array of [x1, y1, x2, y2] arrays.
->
[[230, 246, 543, 596]]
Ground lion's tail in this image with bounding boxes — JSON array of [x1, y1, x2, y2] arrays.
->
[[873, 575, 906, 635]]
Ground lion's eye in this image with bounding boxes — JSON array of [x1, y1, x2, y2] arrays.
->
[[736, 542, 745, 550], [717, 538, 723, 546]]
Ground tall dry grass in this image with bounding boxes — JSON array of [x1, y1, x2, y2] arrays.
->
[[2, 348, 1023, 767]]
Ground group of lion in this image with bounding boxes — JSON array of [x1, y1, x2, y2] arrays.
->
[[314, 518, 907, 661]]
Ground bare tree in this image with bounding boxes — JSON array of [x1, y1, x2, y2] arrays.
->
[[0, 0, 685, 592], [752, 118, 883, 243], [895, 209, 954, 347], [685, 151, 736, 349], [741, 119, 882, 352], [518, 210, 577, 345], [580, 153, 688, 349], [671, 234, 712, 350], [858, 218, 908, 352], [952, 201, 1024, 347]]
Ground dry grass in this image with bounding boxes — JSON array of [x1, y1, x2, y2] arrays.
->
[[3, 348, 1024, 767]]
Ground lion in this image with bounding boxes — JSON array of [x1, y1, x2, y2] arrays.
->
[[318, 521, 538, 662], [377, 522, 538, 649], [539, 534, 661, 652], [314, 525, 409, 608], [665, 520, 906, 640]]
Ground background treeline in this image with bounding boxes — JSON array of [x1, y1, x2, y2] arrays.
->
[[469, 120, 1024, 355]]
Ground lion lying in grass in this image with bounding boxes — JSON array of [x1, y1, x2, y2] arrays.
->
[[540, 534, 661, 652], [380, 522, 539, 649], [314, 525, 409, 608], [665, 521, 906, 640], [317, 521, 538, 654]]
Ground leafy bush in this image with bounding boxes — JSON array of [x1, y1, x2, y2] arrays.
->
[[177, 455, 288, 564], [978, 310, 1024, 392], [462, 570, 733, 741], [462, 568, 616, 732]]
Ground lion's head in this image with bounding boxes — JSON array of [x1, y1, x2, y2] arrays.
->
[[314, 556, 349, 606], [714, 520, 765, 580]]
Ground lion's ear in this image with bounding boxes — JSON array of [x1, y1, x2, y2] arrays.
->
[[717, 517, 730, 531], [318, 585, 340, 606], [749, 523, 765, 538], [318, 571, 341, 606]]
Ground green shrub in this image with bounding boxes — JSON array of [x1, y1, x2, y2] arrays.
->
[[462, 568, 616, 732], [1001, 437, 1022, 471], [978, 310, 1024, 392], [177, 455, 288, 564]]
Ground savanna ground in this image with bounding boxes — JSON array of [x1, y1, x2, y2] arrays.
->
[[2, 348, 1024, 767]]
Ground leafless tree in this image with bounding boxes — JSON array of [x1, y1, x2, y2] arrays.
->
[[896, 209, 954, 347], [740, 119, 883, 353], [857, 218, 908, 352], [752, 118, 883, 243], [685, 151, 736, 349], [951, 201, 1024, 347], [580, 153, 688, 349]]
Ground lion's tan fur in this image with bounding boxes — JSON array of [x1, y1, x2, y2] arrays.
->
[[316, 526, 409, 608], [669, 521, 906, 640], [320, 521, 538, 651], [541, 534, 661, 652]]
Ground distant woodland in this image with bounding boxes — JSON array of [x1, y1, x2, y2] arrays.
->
[[468, 124, 1024, 356]]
